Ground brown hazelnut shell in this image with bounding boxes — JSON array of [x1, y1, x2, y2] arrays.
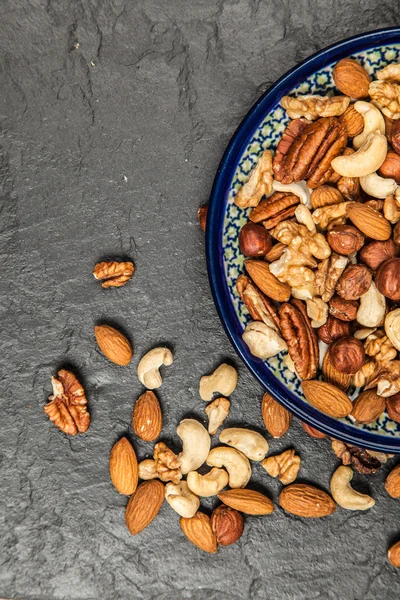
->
[[336, 264, 372, 301], [211, 504, 244, 546], [328, 337, 365, 375], [375, 258, 400, 300], [317, 315, 351, 345], [329, 296, 358, 321], [378, 150, 400, 185], [239, 222, 273, 257], [360, 239, 399, 271], [327, 225, 364, 256]]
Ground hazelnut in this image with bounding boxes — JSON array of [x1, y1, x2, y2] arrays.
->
[[197, 205, 208, 232], [340, 105, 364, 137], [391, 119, 400, 154], [378, 150, 400, 185], [328, 336, 365, 374], [336, 264, 372, 300], [211, 504, 244, 546], [375, 258, 400, 300], [394, 222, 400, 245], [329, 296, 358, 321], [386, 392, 400, 424], [239, 222, 272, 257], [327, 224, 364, 256], [310, 186, 344, 210], [317, 315, 351, 345], [360, 238, 399, 270]]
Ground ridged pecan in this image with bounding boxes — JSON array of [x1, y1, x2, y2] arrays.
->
[[273, 117, 347, 189], [280, 299, 319, 380], [44, 369, 90, 435], [315, 253, 348, 302], [331, 439, 382, 474], [249, 192, 299, 229], [93, 261, 135, 288], [236, 274, 280, 330]]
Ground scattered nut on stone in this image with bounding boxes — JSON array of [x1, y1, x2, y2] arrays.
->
[[93, 260, 135, 288], [199, 363, 238, 401], [262, 449, 300, 484], [330, 465, 375, 510], [205, 397, 230, 435]]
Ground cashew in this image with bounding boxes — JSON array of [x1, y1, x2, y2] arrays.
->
[[219, 428, 269, 461], [330, 465, 375, 510], [360, 171, 397, 198], [199, 363, 238, 401], [385, 309, 400, 351], [165, 481, 200, 518], [138, 459, 158, 480], [205, 397, 230, 435], [353, 101, 385, 149], [137, 347, 173, 389], [295, 204, 316, 232], [354, 327, 377, 340], [272, 179, 312, 208], [206, 446, 251, 488], [177, 419, 211, 474], [331, 131, 387, 177], [242, 321, 288, 360], [186, 468, 229, 497], [357, 281, 386, 328]]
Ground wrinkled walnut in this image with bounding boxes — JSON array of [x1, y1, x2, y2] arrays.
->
[[315, 253, 348, 302], [281, 94, 350, 120], [306, 297, 328, 327], [376, 63, 400, 82], [93, 261, 135, 288], [249, 192, 299, 229], [331, 439, 382, 474], [236, 275, 280, 330], [312, 202, 349, 229], [153, 442, 182, 484], [234, 149, 274, 208], [366, 360, 400, 397], [369, 80, 400, 119], [44, 369, 90, 435], [383, 191, 400, 224], [336, 264, 372, 300], [353, 360, 380, 389], [364, 330, 397, 363], [262, 449, 300, 484], [317, 315, 351, 345], [280, 299, 319, 380]]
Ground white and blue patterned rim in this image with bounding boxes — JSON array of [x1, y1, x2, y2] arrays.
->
[[207, 27, 400, 453]]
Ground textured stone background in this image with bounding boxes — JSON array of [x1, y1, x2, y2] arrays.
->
[[1, 1, 400, 599]]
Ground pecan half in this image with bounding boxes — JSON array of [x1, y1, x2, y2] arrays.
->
[[44, 369, 90, 435], [236, 275, 280, 330], [249, 192, 299, 229], [234, 149, 274, 208], [315, 253, 348, 302], [331, 439, 382, 474], [280, 299, 319, 380], [273, 117, 347, 189], [93, 261, 135, 288]]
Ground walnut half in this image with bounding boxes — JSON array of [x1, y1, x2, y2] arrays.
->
[[44, 369, 90, 435]]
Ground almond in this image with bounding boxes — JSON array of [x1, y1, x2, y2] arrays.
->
[[301, 421, 327, 439], [110, 437, 138, 495], [385, 464, 400, 498], [132, 391, 162, 441], [279, 483, 336, 518], [302, 380, 352, 418], [261, 392, 291, 438], [322, 351, 351, 391], [347, 204, 392, 241], [180, 511, 217, 553], [218, 488, 274, 515], [351, 390, 386, 424], [333, 58, 371, 98], [245, 260, 291, 302], [125, 480, 164, 535], [388, 540, 400, 567], [94, 324, 133, 366]]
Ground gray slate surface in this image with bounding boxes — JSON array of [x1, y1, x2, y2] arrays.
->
[[1, 1, 400, 599]]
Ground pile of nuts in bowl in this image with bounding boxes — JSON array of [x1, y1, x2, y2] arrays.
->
[[234, 56, 400, 426]]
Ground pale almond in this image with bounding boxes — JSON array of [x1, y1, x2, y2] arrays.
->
[[261, 392, 291, 438], [245, 260, 291, 302], [302, 380, 352, 418], [351, 390, 386, 424], [132, 391, 162, 441], [125, 480, 164, 535], [385, 464, 400, 498], [347, 204, 392, 241], [218, 488, 274, 515], [279, 483, 336, 518], [95, 324, 133, 366], [110, 437, 138, 495], [180, 511, 217, 553]]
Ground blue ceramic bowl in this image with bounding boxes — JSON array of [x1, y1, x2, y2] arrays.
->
[[207, 27, 400, 453]]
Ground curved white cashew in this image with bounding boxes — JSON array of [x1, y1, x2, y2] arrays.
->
[[357, 282, 386, 328], [206, 446, 251, 488], [353, 101, 385, 149], [354, 327, 377, 340], [219, 428, 269, 462], [242, 321, 287, 360], [330, 466, 375, 510], [385, 309, 400, 351], [331, 131, 387, 178], [295, 204, 316, 232], [165, 481, 200, 518], [186, 467, 229, 497], [205, 397, 230, 435], [360, 172, 397, 199], [272, 179, 312, 208], [199, 363, 238, 401], [137, 347, 173, 389], [138, 459, 158, 480], [177, 419, 211, 474]]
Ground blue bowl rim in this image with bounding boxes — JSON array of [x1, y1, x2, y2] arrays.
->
[[206, 27, 400, 453]]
